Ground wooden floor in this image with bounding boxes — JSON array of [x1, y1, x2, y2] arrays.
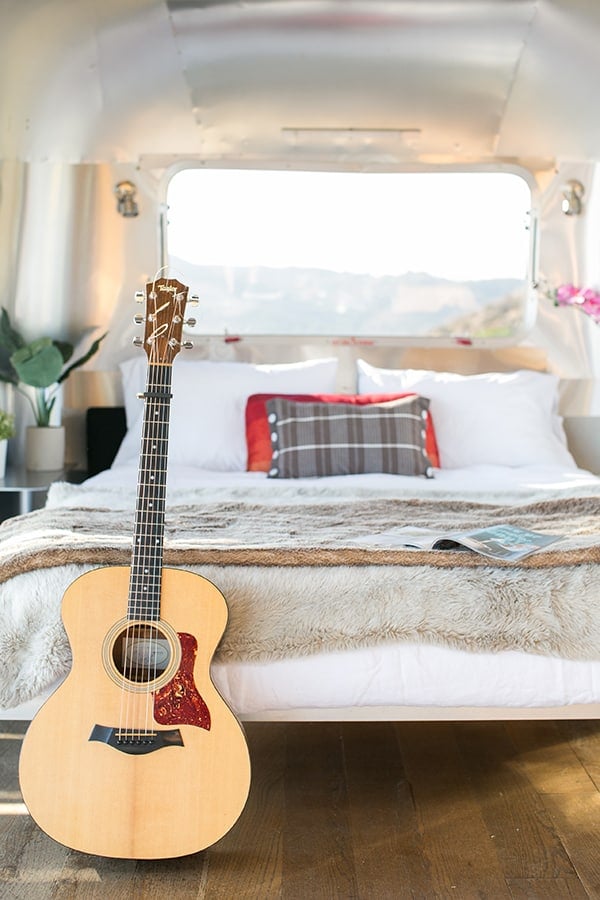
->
[[0, 719, 599, 898]]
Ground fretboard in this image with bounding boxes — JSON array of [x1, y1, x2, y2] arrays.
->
[[128, 363, 173, 621]]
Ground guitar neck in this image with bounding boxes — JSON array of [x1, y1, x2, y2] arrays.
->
[[128, 362, 173, 620]]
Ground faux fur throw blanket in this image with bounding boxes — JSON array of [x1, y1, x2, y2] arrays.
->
[[1, 494, 600, 579], [0, 493, 599, 708]]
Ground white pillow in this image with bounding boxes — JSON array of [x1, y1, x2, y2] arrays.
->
[[357, 360, 575, 469], [114, 357, 339, 470]]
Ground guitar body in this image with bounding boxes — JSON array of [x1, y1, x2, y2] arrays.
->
[[19, 565, 251, 859]]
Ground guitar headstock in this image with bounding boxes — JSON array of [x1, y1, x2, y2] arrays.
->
[[134, 277, 193, 365]]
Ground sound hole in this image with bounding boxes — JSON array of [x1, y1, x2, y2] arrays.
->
[[112, 623, 172, 685]]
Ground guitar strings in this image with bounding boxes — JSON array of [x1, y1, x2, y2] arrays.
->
[[147, 305, 178, 736], [119, 280, 183, 745], [143, 354, 170, 739], [124, 311, 165, 742], [138, 317, 166, 740]]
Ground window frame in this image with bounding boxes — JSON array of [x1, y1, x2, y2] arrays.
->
[[160, 161, 539, 347]]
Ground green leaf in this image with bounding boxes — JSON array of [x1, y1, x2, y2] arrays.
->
[[10, 339, 64, 388], [0, 410, 15, 439], [0, 355, 18, 385], [53, 340, 74, 364], [34, 388, 55, 427], [0, 309, 24, 384], [57, 332, 107, 384], [0, 308, 25, 354]]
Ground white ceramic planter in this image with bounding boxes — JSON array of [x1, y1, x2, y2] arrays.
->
[[0, 440, 6, 479], [25, 426, 66, 471]]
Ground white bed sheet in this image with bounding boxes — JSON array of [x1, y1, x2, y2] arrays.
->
[[76, 461, 600, 506], [42, 462, 600, 717]]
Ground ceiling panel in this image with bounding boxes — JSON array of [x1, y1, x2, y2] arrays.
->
[[1, 0, 600, 169]]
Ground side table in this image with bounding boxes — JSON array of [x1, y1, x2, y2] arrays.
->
[[0, 466, 84, 521]]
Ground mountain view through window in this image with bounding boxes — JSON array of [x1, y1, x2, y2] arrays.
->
[[166, 168, 533, 340]]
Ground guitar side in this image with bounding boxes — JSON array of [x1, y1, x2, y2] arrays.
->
[[19, 565, 251, 859]]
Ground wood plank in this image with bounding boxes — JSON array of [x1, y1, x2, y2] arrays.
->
[[557, 720, 600, 791], [505, 723, 600, 898], [282, 723, 357, 899], [130, 855, 207, 900], [506, 875, 590, 898], [0, 818, 71, 900], [506, 722, 597, 795], [0, 722, 71, 898], [43, 853, 137, 900], [540, 792, 600, 899], [454, 723, 577, 879], [201, 722, 285, 900], [395, 723, 512, 898], [341, 722, 431, 896]]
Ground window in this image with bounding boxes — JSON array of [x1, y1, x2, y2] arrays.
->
[[166, 167, 534, 340]]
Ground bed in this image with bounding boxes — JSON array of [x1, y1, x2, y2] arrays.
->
[[1, 356, 599, 722]]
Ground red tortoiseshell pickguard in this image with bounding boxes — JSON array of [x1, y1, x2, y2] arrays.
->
[[153, 632, 211, 730]]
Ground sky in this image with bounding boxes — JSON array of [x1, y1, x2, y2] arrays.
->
[[167, 168, 532, 283]]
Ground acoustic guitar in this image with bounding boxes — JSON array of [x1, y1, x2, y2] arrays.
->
[[19, 277, 251, 859]]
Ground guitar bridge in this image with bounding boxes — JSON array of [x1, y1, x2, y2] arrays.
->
[[89, 724, 184, 755]]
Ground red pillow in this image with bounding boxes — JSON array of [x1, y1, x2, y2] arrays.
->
[[246, 393, 440, 471]]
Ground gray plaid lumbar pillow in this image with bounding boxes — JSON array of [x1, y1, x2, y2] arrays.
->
[[266, 396, 434, 478]]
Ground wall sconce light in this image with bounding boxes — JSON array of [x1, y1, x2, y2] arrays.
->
[[114, 180, 139, 218], [561, 179, 584, 216]]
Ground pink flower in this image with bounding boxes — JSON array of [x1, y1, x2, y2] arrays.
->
[[548, 284, 600, 324], [582, 294, 600, 322], [556, 283, 578, 301]]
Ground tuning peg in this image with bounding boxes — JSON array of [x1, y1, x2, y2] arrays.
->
[[184, 318, 197, 327], [188, 295, 199, 307], [134, 291, 145, 303], [133, 314, 145, 325], [132, 336, 144, 347], [182, 340, 194, 350]]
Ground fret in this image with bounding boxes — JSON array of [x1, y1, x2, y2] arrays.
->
[[135, 507, 166, 517]]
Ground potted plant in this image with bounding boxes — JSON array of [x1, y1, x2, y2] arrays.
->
[[0, 409, 15, 478], [0, 308, 106, 471]]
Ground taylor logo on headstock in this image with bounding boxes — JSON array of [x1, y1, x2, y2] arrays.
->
[[133, 276, 197, 365]]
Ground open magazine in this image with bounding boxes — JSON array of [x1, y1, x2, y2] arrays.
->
[[356, 523, 563, 561]]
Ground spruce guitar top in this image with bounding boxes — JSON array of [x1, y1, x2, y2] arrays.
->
[[19, 277, 251, 859]]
